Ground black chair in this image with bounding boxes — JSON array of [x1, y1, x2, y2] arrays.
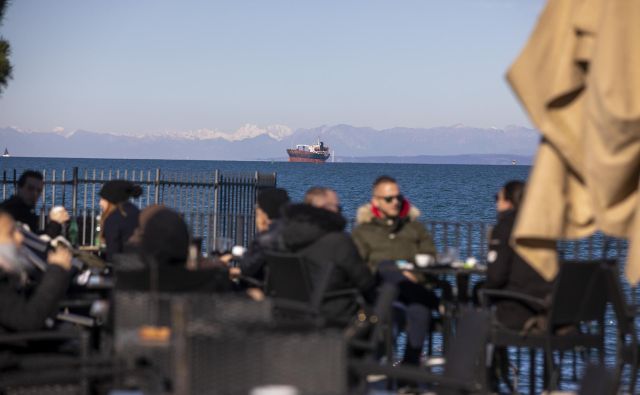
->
[[577, 364, 616, 395], [603, 260, 639, 394], [264, 251, 363, 327], [480, 260, 608, 394], [349, 306, 490, 394]]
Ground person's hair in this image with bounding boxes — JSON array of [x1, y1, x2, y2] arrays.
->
[[303, 186, 334, 204], [503, 180, 525, 211], [17, 170, 43, 187], [372, 175, 397, 190], [99, 201, 126, 241]]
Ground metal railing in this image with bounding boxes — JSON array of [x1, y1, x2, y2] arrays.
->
[[1, 168, 277, 250]]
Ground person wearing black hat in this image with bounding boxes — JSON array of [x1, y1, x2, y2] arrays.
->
[[231, 188, 290, 282], [99, 180, 142, 262]]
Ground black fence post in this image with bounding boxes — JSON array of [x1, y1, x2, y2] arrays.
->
[[154, 168, 161, 204], [71, 167, 79, 218]]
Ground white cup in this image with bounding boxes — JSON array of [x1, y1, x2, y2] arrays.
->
[[231, 245, 246, 258], [415, 254, 434, 268], [250, 385, 299, 395]]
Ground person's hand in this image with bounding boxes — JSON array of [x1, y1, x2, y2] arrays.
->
[[49, 206, 70, 224], [402, 270, 419, 283], [47, 246, 73, 271], [246, 287, 265, 302], [229, 267, 242, 279], [219, 253, 233, 265]]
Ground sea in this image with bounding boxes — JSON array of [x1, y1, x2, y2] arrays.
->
[[0, 157, 530, 224], [0, 157, 633, 392]]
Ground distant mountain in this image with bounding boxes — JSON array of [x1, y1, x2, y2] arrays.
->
[[0, 124, 538, 163]]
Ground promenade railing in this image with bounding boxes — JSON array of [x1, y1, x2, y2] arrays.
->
[[1, 167, 277, 251]]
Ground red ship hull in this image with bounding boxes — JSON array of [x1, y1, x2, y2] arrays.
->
[[286, 148, 330, 163], [288, 156, 328, 163]]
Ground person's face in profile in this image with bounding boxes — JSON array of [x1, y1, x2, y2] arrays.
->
[[372, 182, 402, 218], [17, 177, 43, 208], [0, 213, 23, 247], [255, 206, 271, 233], [495, 188, 514, 213]]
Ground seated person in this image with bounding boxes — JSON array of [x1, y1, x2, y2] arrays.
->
[[274, 187, 376, 325], [484, 180, 554, 330], [115, 205, 232, 293], [0, 210, 73, 332], [99, 180, 142, 262], [352, 176, 439, 367], [232, 188, 290, 282], [0, 170, 69, 238]]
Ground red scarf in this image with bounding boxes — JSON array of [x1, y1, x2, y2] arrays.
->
[[371, 198, 411, 219]]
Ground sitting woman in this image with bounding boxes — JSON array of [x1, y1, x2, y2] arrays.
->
[[0, 210, 73, 332], [116, 205, 232, 293], [99, 180, 142, 262], [484, 180, 554, 330]]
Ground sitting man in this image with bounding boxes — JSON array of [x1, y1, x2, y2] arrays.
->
[[352, 175, 438, 367], [0, 210, 73, 332], [275, 186, 375, 325], [0, 170, 69, 238]]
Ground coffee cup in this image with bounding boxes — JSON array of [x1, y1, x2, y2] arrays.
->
[[415, 254, 434, 268]]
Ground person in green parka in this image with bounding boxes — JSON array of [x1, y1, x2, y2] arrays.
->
[[352, 175, 439, 372]]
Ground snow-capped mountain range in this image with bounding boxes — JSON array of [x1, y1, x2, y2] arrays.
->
[[0, 124, 538, 162]]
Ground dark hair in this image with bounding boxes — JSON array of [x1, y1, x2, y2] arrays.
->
[[256, 187, 290, 219], [373, 175, 397, 189], [502, 180, 525, 210], [17, 170, 43, 187]]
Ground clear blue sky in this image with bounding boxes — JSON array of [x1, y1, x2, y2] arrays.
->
[[0, 0, 545, 135]]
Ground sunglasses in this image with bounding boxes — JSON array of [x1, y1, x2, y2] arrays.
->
[[376, 194, 403, 203]]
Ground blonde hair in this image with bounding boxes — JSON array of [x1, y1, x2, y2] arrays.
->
[[99, 201, 127, 241]]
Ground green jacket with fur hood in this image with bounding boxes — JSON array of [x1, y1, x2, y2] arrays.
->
[[352, 202, 436, 272]]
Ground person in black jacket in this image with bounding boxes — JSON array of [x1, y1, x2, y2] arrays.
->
[[99, 180, 142, 262], [234, 188, 290, 281], [484, 180, 554, 330], [115, 205, 233, 293], [0, 210, 73, 332], [0, 170, 69, 238], [276, 189, 376, 325]]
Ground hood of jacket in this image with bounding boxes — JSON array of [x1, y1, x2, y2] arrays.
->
[[355, 201, 421, 225], [280, 203, 347, 251]]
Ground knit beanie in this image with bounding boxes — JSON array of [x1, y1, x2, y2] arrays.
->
[[257, 188, 290, 219], [99, 180, 143, 204]]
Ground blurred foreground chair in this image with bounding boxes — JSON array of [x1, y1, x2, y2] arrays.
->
[[349, 305, 490, 394], [603, 259, 640, 394], [264, 251, 364, 327], [480, 260, 608, 394], [0, 325, 118, 394]]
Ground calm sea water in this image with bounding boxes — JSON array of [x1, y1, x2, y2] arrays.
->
[[0, 157, 530, 224]]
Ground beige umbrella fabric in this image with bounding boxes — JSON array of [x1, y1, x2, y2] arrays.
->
[[507, 0, 640, 283]]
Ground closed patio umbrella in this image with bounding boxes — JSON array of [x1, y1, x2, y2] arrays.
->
[[507, 0, 640, 283]]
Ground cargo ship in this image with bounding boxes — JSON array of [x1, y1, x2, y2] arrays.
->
[[286, 140, 331, 163]]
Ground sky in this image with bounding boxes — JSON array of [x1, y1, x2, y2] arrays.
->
[[0, 0, 546, 136]]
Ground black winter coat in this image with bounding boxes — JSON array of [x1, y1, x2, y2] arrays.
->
[[0, 265, 71, 332], [239, 220, 284, 281], [279, 204, 376, 324], [103, 202, 140, 262], [0, 195, 63, 238], [484, 209, 554, 330]]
